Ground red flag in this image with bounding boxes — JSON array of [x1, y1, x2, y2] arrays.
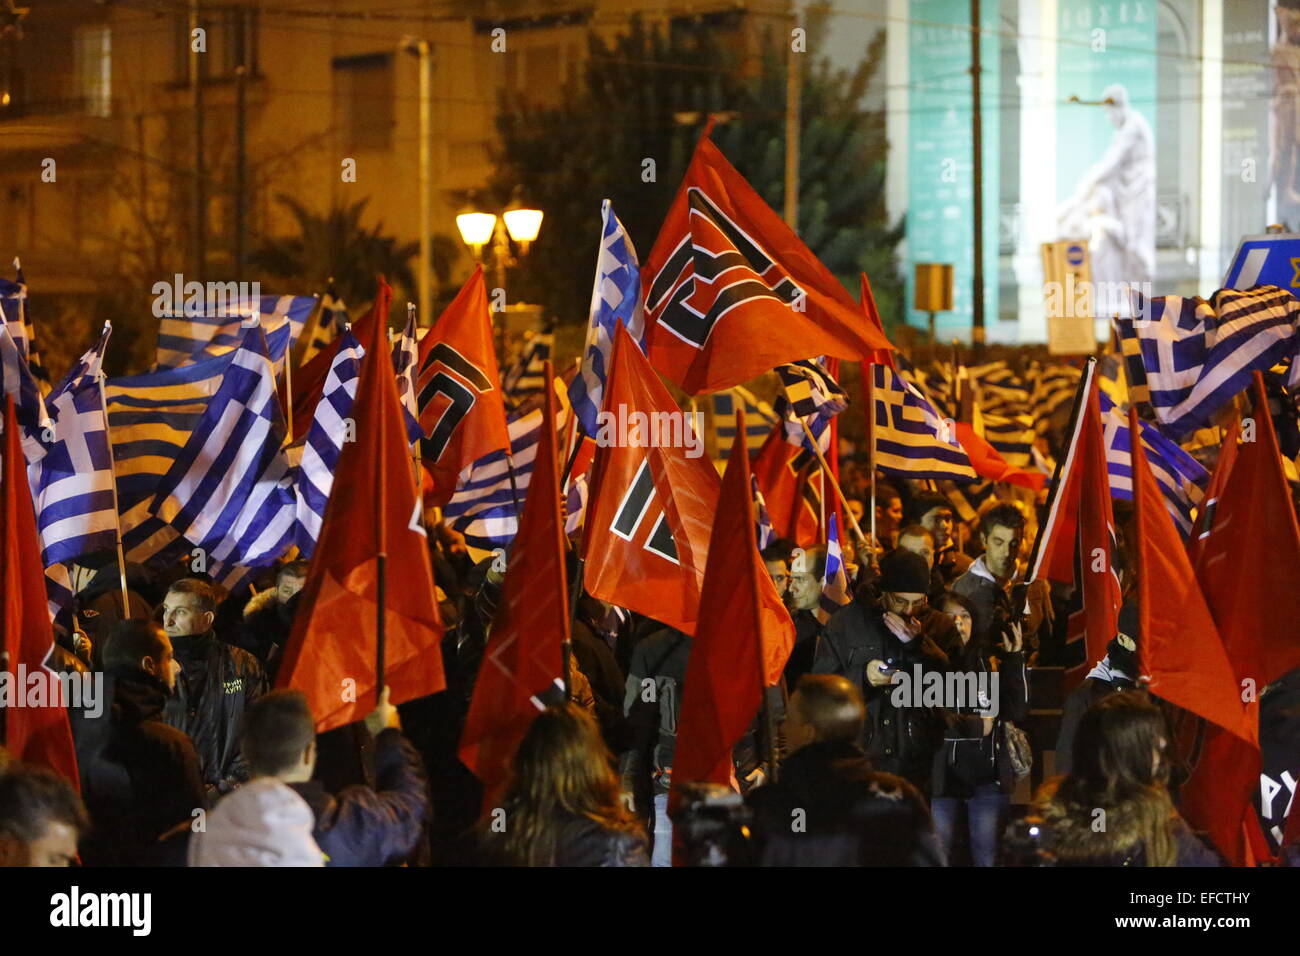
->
[[1131, 404, 1254, 745], [289, 282, 387, 441], [1189, 374, 1300, 686], [459, 380, 567, 811], [1179, 376, 1300, 864], [671, 415, 795, 792], [1, 397, 79, 787], [276, 280, 445, 733], [859, 272, 898, 370], [953, 421, 1046, 491], [642, 136, 894, 394], [582, 324, 720, 635], [415, 266, 511, 505], [1029, 363, 1120, 685], [751, 420, 822, 547]]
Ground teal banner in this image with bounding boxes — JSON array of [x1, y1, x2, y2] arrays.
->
[[906, 0, 1000, 338]]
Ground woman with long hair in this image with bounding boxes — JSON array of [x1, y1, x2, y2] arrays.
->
[[484, 704, 648, 867], [1033, 691, 1219, 866]]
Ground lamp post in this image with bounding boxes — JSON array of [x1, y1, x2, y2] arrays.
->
[[456, 194, 543, 356]]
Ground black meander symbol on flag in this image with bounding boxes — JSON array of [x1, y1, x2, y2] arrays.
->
[[608, 459, 680, 565], [416, 343, 494, 461], [647, 188, 804, 349]]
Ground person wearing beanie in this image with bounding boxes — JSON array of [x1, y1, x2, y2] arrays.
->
[[812, 547, 951, 795], [188, 778, 324, 867], [1054, 604, 1141, 775]]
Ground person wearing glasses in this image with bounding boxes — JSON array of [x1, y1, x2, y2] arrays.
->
[[812, 548, 950, 797]]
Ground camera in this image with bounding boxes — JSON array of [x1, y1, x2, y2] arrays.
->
[[669, 782, 754, 867]]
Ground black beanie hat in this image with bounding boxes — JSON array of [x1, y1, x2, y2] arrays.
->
[[879, 548, 931, 594], [1107, 604, 1140, 674]]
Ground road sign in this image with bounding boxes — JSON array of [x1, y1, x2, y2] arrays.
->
[[1041, 239, 1097, 355], [1222, 233, 1300, 290]]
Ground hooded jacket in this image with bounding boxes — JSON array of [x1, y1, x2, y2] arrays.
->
[[1034, 778, 1220, 866], [72, 668, 208, 866], [162, 630, 266, 795], [189, 778, 324, 867]]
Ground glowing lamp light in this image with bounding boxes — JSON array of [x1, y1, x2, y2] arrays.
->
[[455, 211, 497, 251], [503, 207, 543, 245]]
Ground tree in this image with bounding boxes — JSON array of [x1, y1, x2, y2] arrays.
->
[[490, 8, 903, 329], [250, 196, 456, 314]]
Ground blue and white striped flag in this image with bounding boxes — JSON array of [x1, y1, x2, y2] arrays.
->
[[105, 351, 230, 567], [776, 358, 848, 420], [1118, 285, 1300, 437], [300, 280, 348, 365], [148, 322, 296, 569], [818, 511, 851, 621], [45, 564, 77, 638], [870, 364, 976, 481], [0, 321, 49, 465], [296, 329, 364, 555], [570, 200, 645, 435], [751, 474, 774, 550], [28, 323, 118, 568], [1098, 391, 1208, 536], [155, 293, 315, 371], [503, 327, 554, 405], [390, 308, 424, 444], [981, 411, 1037, 470], [713, 386, 778, 459], [442, 407, 542, 552]]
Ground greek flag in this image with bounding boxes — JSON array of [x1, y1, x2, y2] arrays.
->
[[1098, 391, 1208, 536], [981, 412, 1036, 469], [503, 327, 554, 405], [967, 360, 1030, 416], [0, 321, 49, 465], [296, 329, 364, 555], [1027, 362, 1081, 436], [155, 293, 315, 371], [300, 280, 348, 364], [751, 474, 774, 550], [776, 358, 848, 420], [390, 309, 423, 443], [713, 386, 778, 459], [819, 512, 851, 620], [29, 324, 118, 568], [105, 351, 230, 566], [442, 407, 542, 551], [570, 200, 645, 435], [1117, 285, 1300, 437], [871, 364, 975, 481], [5, 260, 49, 393], [45, 564, 77, 637], [148, 322, 296, 569]]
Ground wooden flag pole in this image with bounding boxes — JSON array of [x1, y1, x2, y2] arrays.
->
[[867, 364, 877, 553], [375, 334, 389, 705], [798, 417, 867, 547], [547, 359, 577, 701]]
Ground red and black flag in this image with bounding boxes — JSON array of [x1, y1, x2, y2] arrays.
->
[[642, 134, 894, 394], [415, 266, 511, 505]]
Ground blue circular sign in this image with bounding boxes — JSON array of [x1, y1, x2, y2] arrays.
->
[[1065, 243, 1086, 266]]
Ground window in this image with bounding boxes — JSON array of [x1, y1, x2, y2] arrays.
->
[[75, 25, 112, 117], [333, 53, 395, 150]]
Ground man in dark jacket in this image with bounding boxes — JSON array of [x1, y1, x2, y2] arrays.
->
[[240, 687, 429, 867], [952, 503, 1026, 644], [1054, 610, 1140, 775], [812, 548, 949, 795], [236, 560, 307, 668], [159, 579, 265, 796], [748, 674, 945, 866], [72, 620, 208, 866]]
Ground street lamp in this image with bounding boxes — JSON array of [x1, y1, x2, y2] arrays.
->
[[455, 208, 497, 260], [455, 192, 543, 356]]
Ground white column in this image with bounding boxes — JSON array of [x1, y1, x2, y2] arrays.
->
[[1199, 0, 1224, 291], [1014, 0, 1057, 343], [886, 0, 910, 268]]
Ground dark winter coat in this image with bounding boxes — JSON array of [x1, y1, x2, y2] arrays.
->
[[931, 641, 1029, 797], [478, 812, 649, 867], [747, 739, 946, 866], [162, 630, 266, 795], [288, 728, 429, 867], [620, 627, 691, 798], [1035, 779, 1221, 867], [951, 558, 1014, 646], [811, 597, 950, 793], [72, 668, 207, 866]]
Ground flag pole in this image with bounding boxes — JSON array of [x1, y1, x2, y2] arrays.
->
[[375, 331, 389, 705], [93, 337, 131, 617], [279, 311, 294, 445], [546, 359, 576, 700], [797, 417, 867, 546], [1023, 356, 1096, 582], [738, 409, 780, 783], [867, 364, 877, 553]]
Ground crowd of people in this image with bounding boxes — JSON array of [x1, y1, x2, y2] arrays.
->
[[1, 461, 1297, 869]]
